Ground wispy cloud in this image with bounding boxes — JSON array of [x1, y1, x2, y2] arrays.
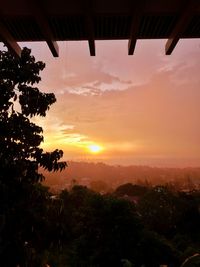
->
[[25, 39, 200, 166]]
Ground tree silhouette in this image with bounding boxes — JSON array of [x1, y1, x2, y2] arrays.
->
[[114, 183, 148, 197], [0, 47, 66, 180], [138, 186, 181, 237], [0, 47, 66, 266]]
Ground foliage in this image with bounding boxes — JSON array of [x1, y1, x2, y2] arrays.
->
[[136, 230, 180, 267], [0, 47, 66, 179], [138, 186, 181, 237], [47, 186, 142, 267], [1, 48, 200, 267], [0, 47, 66, 266], [114, 183, 148, 197]]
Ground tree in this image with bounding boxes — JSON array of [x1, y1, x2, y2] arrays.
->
[[114, 183, 148, 197], [136, 230, 179, 267], [0, 47, 66, 180], [67, 189, 142, 267], [138, 186, 181, 237], [0, 47, 66, 266]]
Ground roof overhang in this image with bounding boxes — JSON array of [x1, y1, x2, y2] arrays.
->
[[0, 0, 199, 57]]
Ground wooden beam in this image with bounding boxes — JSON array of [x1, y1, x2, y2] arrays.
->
[[128, 1, 144, 55], [165, 0, 199, 55], [84, 0, 95, 56], [86, 17, 95, 56], [35, 14, 59, 57], [0, 21, 21, 57], [128, 16, 140, 55], [88, 39, 95, 56], [165, 37, 179, 55], [29, 0, 59, 57]]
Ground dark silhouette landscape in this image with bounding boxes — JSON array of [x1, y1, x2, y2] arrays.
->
[[0, 38, 200, 266]]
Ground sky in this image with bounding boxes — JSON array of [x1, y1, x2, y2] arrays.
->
[[2, 39, 200, 167]]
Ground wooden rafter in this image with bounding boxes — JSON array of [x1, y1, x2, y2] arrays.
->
[[165, 0, 199, 55], [128, 1, 144, 55], [86, 16, 95, 56], [29, 0, 59, 57], [0, 21, 21, 57], [85, 0, 95, 56]]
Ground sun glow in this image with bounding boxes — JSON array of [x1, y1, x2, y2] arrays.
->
[[88, 144, 103, 154]]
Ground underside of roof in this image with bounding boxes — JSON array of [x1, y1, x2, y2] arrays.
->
[[0, 0, 200, 57]]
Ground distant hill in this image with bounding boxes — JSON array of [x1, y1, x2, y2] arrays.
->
[[42, 161, 200, 192]]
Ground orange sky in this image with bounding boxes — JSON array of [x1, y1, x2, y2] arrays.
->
[[1, 39, 200, 167]]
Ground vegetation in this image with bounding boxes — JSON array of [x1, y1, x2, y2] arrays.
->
[[0, 48, 200, 266], [0, 48, 66, 266]]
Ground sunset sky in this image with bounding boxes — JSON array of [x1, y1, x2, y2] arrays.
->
[[2, 39, 200, 167]]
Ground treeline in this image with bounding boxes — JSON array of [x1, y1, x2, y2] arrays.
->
[[43, 161, 200, 192], [1, 182, 200, 266]]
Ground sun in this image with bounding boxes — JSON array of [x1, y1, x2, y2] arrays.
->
[[88, 144, 103, 154]]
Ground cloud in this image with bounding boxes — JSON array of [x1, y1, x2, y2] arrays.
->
[[61, 133, 88, 144], [25, 39, 200, 166], [49, 58, 200, 161], [68, 85, 102, 96]]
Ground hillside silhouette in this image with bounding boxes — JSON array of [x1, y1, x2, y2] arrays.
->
[[42, 161, 200, 192]]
